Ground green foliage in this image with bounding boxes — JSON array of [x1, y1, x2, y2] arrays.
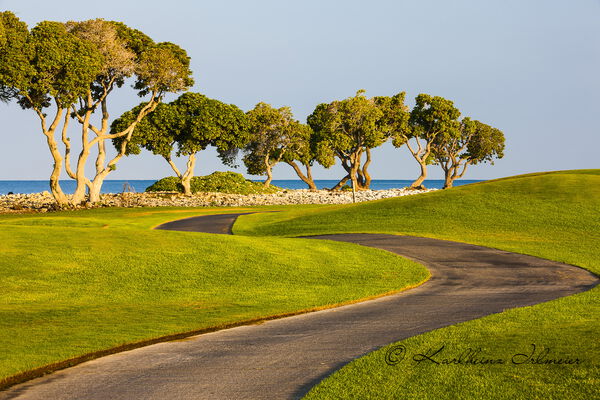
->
[[309, 90, 385, 156], [0, 13, 103, 109], [402, 93, 461, 145], [374, 92, 409, 138], [114, 93, 249, 163], [430, 118, 505, 186], [466, 120, 505, 164], [135, 42, 194, 96], [145, 171, 281, 194], [307, 90, 386, 188], [243, 102, 300, 175], [0, 12, 30, 102], [0, 13, 193, 112], [144, 176, 182, 192]]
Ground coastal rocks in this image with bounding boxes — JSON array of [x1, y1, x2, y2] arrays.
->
[[0, 188, 435, 213]]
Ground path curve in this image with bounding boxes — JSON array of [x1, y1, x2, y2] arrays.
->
[[2, 214, 597, 400]]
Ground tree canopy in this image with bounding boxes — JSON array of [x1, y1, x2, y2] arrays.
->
[[387, 93, 462, 188], [113, 92, 249, 195], [1, 11, 506, 200], [0, 12, 193, 205], [432, 118, 505, 188], [307, 90, 385, 190], [243, 103, 306, 187]]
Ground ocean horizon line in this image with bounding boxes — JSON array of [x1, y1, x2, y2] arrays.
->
[[0, 179, 484, 195]]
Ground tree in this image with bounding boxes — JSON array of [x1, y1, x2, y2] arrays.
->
[[0, 13, 104, 206], [113, 93, 250, 195], [0, 13, 193, 205], [307, 90, 385, 191], [279, 124, 334, 191], [66, 19, 193, 203], [432, 119, 505, 188], [390, 94, 461, 188], [243, 103, 300, 187]]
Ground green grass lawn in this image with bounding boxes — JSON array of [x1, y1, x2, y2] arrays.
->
[[0, 207, 428, 387], [235, 170, 600, 399]]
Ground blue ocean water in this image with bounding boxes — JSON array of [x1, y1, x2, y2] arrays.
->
[[0, 179, 483, 195]]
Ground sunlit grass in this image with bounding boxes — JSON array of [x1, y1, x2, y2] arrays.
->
[[0, 207, 427, 385], [235, 170, 600, 399]]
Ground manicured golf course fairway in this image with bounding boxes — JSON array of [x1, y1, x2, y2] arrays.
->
[[0, 208, 428, 388], [236, 169, 600, 399], [0, 169, 598, 400]]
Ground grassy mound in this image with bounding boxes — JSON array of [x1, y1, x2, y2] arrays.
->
[[0, 207, 427, 387], [145, 171, 280, 194], [235, 169, 600, 399]]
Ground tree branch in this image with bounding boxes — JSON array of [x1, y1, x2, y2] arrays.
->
[[166, 157, 183, 179], [61, 110, 76, 179]]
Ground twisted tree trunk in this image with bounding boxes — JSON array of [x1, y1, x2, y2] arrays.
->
[[180, 154, 196, 196], [362, 147, 371, 189], [331, 175, 350, 191], [443, 169, 454, 189], [286, 161, 317, 190], [32, 101, 70, 207], [264, 160, 274, 187], [411, 161, 428, 188]]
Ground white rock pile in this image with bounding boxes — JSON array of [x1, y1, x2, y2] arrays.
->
[[0, 188, 435, 213]]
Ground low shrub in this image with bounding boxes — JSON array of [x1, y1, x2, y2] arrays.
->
[[145, 171, 281, 194]]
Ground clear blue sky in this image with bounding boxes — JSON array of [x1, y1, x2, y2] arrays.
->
[[1, 0, 598, 180]]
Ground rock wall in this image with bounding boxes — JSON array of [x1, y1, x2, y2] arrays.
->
[[0, 188, 435, 213]]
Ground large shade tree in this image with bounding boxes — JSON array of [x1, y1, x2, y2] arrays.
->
[[243, 103, 307, 187], [113, 92, 250, 195], [307, 90, 385, 190], [280, 125, 334, 190], [0, 13, 193, 205], [432, 118, 505, 188], [0, 13, 102, 205], [388, 94, 461, 188]]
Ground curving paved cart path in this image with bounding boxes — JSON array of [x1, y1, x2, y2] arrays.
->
[[2, 214, 597, 400]]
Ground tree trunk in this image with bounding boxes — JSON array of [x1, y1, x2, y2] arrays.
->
[[350, 151, 368, 191], [43, 128, 69, 206], [88, 180, 102, 203], [356, 169, 366, 189], [305, 164, 317, 191], [331, 174, 350, 191], [411, 162, 428, 188], [361, 148, 372, 190], [443, 173, 454, 189], [350, 152, 360, 192], [350, 172, 359, 193], [46, 138, 69, 206], [287, 161, 317, 190], [71, 145, 90, 205], [440, 164, 454, 189], [181, 176, 192, 196], [180, 153, 196, 196], [37, 106, 69, 207], [72, 91, 161, 205], [263, 155, 273, 187], [72, 105, 94, 205], [264, 166, 273, 187]]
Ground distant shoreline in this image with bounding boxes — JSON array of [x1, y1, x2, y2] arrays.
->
[[0, 179, 484, 195]]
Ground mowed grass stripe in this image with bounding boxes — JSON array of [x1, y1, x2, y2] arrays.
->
[[0, 208, 428, 385]]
